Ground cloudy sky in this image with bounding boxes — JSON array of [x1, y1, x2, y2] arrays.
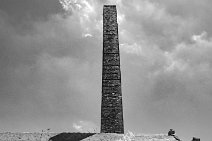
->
[[0, 0, 212, 140]]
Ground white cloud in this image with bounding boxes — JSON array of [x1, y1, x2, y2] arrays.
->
[[72, 121, 98, 132], [73, 123, 83, 131], [117, 12, 125, 24], [192, 31, 207, 42], [82, 33, 93, 38], [173, 31, 212, 67], [59, 0, 77, 12], [120, 43, 142, 55]]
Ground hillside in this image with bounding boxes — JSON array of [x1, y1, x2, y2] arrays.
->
[[0, 132, 178, 141], [82, 133, 178, 141], [0, 132, 57, 141]]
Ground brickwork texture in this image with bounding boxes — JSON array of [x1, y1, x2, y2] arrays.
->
[[101, 5, 124, 134]]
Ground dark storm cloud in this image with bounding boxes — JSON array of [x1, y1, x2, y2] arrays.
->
[[0, 1, 101, 132], [115, 0, 212, 140], [150, 0, 212, 36], [0, 0, 62, 21]]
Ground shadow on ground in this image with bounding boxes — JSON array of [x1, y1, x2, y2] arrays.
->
[[49, 133, 96, 141]]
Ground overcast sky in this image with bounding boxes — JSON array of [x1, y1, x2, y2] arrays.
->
[[0, 0, 212, 140]]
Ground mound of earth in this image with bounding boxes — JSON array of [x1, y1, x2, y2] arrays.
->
[[81, 133, 178, 141], [0, 132, 180, 141]]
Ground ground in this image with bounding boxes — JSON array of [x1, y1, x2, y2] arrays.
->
[[0, 132, 178, 141]]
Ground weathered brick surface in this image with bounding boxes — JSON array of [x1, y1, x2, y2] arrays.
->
[[101, 5, 124, 134], [103, 43, 119, 53]]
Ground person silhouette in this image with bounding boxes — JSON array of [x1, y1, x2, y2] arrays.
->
[[168, 129, 181, 141]]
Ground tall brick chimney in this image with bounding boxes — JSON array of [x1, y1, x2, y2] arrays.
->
[[101, 5, 124, 134]]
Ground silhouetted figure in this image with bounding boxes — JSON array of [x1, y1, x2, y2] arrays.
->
[[168, 129, 175, 136], [168, 129, 181, 141], [192, 137, 200, 141]]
